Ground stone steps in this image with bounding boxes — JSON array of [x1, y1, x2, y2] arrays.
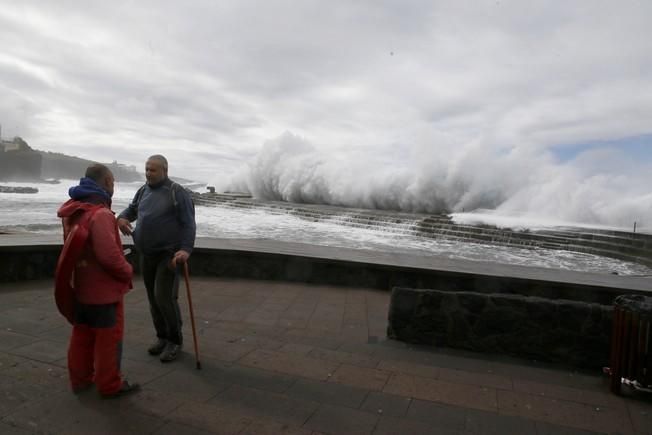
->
[[189, 192, 652, 267]]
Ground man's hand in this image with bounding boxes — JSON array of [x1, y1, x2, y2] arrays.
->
[[170, 250, 190, 268], [117, 218, 133, 236]]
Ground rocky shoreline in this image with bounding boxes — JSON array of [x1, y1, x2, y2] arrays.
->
[[0, 185, 39, 194]]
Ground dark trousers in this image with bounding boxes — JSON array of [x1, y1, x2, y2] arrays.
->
[[142, 253, 183, 345], [68, 301, 123, 395]]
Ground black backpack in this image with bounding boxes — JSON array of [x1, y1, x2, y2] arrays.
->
[[132, 181, 194, 217]]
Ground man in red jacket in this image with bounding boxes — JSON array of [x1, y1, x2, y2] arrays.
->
[[57, 164, 139, 398]]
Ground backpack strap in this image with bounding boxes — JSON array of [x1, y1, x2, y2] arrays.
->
[[170, 182, 179, 208], [170, 181, 195, 216], [134, 181, 193, 221], [135, 182, 180, 208], [133, 184, 147, 208]]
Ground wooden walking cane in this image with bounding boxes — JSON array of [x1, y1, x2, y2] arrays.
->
[[182, 262, 201, 370]]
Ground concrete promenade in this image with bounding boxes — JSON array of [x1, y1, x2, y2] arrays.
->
[[1, 277, 650, 435]]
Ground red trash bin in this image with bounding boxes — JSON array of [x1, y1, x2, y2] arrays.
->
[[608, 294, 652, 394]]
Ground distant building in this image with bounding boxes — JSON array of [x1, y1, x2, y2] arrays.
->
[[107, 160, 142, 182], [0, 137, 42, 181], [1, 141, 21, 152], [0, 136, 16, 151]]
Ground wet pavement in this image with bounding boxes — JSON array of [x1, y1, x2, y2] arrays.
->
[[0, 277, 650, 435]]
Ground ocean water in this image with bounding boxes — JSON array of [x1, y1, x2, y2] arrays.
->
[[0, 180, 649, 276]]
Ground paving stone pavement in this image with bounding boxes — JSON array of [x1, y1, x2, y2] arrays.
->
[[0, 277, 650, 435]]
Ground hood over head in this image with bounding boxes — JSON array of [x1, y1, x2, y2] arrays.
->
[[68, 177, 112, 205]]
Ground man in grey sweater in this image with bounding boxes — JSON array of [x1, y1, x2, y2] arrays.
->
[[118, 155, 196, 362]]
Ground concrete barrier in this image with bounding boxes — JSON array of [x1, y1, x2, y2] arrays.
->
[[0, 236, 649, 306]]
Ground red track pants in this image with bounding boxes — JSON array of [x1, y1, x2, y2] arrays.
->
[[67, 300, 124, 395]]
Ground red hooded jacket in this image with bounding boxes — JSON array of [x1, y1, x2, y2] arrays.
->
[[57, 200, 133, 305]]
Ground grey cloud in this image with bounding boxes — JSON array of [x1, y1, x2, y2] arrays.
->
[[0, 0, 650, 194]]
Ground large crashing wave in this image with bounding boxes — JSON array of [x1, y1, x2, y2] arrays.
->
[[226, 132, 652, 230]]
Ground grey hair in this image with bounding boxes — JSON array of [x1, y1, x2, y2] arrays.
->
[[147, 154, 168, 170]]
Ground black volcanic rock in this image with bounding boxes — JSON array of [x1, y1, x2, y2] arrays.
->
[[0, 185, 38, 194]]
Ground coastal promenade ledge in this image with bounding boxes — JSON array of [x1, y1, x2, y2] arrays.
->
[[0, 277, 651, 434], [0, 234, 650, 305]]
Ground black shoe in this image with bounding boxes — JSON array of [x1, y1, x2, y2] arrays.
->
[[160, 343, 181, 362], [101, 380, 141, 399], [148, 338, 167, 355]]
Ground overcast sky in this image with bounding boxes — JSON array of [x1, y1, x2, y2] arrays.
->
[[1, 1, 651, 225]]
